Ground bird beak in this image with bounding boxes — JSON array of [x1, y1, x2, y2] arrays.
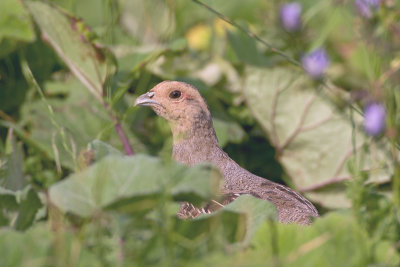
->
[[134, 91, 159, 106]]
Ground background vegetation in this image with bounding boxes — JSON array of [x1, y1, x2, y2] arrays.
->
[[1, 0, 400, 266]]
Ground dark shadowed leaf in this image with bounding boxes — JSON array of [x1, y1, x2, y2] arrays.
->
[[0, 186, 42, 230]]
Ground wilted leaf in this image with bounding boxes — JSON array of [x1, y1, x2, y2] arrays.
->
[[243, 66, 393, 208], [26, 1, 115, 101], [49, 154, 221, 217]]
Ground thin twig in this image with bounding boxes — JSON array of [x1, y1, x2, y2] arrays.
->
[[102, 100, 134, 155], [191, 0, 300, 67], [192, 0, 400, 154]]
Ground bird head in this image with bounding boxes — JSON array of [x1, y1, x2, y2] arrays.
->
[[135, 81, 211, 123]]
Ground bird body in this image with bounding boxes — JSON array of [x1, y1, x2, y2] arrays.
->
[[135, 81, 318, 224]]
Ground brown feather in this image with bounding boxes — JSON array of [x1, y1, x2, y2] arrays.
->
[[135, 81, 319, 225]]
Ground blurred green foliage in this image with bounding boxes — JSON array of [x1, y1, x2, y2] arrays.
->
[[0, 0, 400, 266]]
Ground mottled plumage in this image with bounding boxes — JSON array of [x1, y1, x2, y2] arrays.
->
[[135, 81, 318, 224]]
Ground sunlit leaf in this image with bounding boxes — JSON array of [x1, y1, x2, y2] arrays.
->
[[0, 0, 35, 57], [26, 1, 115, 101], [243, 66, 393, 207], [49, 154, 221, 217]]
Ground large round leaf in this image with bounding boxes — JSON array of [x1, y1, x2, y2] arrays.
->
[[243, 66, 393, 208], [49, 154, 221, 217]]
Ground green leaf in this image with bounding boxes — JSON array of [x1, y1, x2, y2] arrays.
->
[[227, 29, 270, 66], [0, 187, 18, 226], [242, 66, 393, 208], [213, 118, 245, 147], [87, 139, 123, 162], [250, 213, 399, 266], [13, 187, 42, 231], [0, 0, 35, 57], [0, 186, 42, 230], [18, 78, 145, 170], [26, 1, 115, 101], [1, 131, 26, 191], [0, 223, 103, 267], [217, 195, 277, 245], [49, 154, 221, 217]]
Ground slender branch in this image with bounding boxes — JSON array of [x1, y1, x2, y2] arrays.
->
[[191, 0, 300, 67], [192, 0, 400, 155], [102, 100, 134, 155]]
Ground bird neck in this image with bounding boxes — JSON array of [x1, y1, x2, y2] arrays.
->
[[170, 110, 218, 144], [170, 112, 221, 166]]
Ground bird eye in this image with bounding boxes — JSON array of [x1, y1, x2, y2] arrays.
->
[[169, 90, 182, 99]]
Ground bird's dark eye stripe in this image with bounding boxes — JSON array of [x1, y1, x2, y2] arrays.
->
[[169, 90, 182, 99]]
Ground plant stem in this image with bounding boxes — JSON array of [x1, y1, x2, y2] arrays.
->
[[102, 100, 134, 155], [191, 0, 300, 67]]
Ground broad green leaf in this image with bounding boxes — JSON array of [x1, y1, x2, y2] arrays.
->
[[250, 213, 399, 266], [26, 1, 115, 101], [243, 66, 393, 208], [49, 154, 220, 217], [215, 195, 277, 245], [197, 213, 399, 267]]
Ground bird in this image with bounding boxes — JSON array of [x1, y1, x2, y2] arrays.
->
[[134, 81, 319, 224]]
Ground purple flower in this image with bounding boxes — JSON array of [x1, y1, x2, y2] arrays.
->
[[364, 103, 386, 136], [355, 0, 380, 18], [280, 3, 302, 32], [301, 49, 330, 79]]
